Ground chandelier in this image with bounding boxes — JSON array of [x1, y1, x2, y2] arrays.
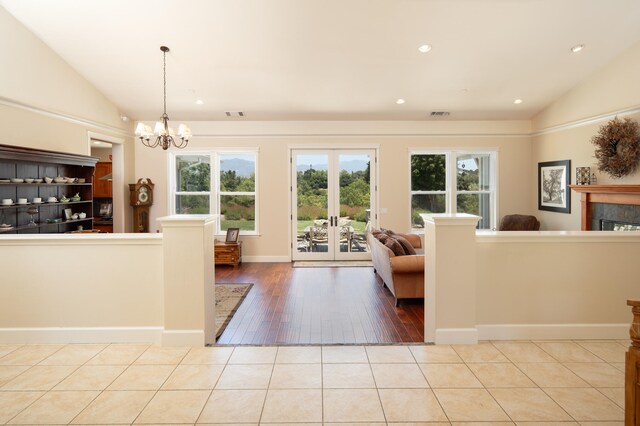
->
[[135, 46, 191, 150]]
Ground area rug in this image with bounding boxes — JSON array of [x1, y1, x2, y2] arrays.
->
[[216, 283, 253, 338], [293, 260, 373, 268]]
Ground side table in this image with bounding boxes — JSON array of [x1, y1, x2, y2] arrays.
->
[[214, 241, 242, 267]]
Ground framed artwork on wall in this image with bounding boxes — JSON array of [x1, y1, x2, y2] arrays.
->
[[538, 160, 571, 214]]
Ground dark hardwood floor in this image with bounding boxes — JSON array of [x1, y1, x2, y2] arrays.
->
[[215, 263, 424, 345]]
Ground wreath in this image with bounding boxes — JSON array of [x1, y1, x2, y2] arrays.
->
[[591, 117, 640, 178]]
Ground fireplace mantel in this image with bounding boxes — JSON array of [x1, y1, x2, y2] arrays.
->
[[570, 185, 640, 230]]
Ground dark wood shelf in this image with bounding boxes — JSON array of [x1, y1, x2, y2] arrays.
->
[[0, 144, 98, 234], [0, 217, 94, 233]]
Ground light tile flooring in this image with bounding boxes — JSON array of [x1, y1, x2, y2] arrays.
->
[[0, 340, 628, 425]]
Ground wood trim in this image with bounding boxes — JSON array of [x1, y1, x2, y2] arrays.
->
[[626, 299, 640, 426], [570, 185, 640, 230], [0, 143, 99, 166]]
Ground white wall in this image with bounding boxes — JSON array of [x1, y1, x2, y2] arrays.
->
[[136, 120, 533, 259], [0, 6, 136, 231], [531, 41, 640, 230]]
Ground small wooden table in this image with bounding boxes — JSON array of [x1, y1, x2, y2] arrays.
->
[[215, 241, 242, 267]]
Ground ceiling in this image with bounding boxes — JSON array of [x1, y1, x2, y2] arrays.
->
[[2, 0, 640, 121]]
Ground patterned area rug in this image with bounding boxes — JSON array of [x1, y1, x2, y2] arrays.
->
[[293, 260, 373, 268], [216, 283, 253, 338]]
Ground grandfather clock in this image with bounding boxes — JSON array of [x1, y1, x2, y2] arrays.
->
[[129, 178, 154, 233]]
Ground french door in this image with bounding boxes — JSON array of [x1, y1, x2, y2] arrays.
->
[[291, 149, 376, 261]]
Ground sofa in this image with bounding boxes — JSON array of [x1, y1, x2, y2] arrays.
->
[[366, 228, 424, 306], [499, 214, 540, 231]]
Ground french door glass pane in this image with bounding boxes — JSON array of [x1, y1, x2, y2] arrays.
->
[[175, 195, 210, 214], [457, 193, 491, 229], [411, 194, 446, 228], [411, 154, 446, 191], [220, 195, 255, 231], [176, 155, 210, 192], [296, 154, 329, 253], [457, 154, 491, 191], [338, 154, 371, 253]]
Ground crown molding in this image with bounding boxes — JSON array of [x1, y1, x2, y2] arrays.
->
[[0, 96, 131, 137], [531, 105, 640, 137]]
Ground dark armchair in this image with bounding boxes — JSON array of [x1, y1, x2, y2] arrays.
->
[[499, 214, 540, 231]]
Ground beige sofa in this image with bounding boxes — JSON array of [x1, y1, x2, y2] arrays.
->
[[366, 231, 424, 306]]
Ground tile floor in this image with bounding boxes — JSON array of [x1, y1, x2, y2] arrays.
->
[[0, 340, 628, 425]]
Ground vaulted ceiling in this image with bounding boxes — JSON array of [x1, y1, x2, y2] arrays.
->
[[2, 0, 640, 121]]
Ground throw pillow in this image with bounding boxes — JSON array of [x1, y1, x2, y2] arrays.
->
[[375, 233, 389, 244], [394, 235, 417, 255], [384, 237, 405, 256]]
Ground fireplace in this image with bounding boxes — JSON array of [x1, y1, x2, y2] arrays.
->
[[599, 219, 640, 231], [570, 185, 640, 230]]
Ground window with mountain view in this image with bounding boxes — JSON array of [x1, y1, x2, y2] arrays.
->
[[410, 151, 496, 229], [172, 151, 258, 234]]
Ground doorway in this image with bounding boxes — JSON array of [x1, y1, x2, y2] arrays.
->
[[291, 149, 376, 261]]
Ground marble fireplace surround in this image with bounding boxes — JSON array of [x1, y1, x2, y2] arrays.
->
[[570, 185, 640, 230]]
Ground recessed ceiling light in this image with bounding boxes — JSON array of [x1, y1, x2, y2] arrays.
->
[[396, 98, 405, 105], [514, 99, 523, 105], [120, 115, 128, 122], [418, 44, 432, 53], [571, 44, 585, 53], [196, 99, 204, 105]]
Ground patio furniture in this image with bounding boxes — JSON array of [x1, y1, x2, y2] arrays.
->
[[308, 225, 329, 252]]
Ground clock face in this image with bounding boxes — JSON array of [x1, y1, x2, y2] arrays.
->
[[138, 186, 149, 203]]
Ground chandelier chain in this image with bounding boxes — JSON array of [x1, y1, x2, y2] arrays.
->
[[162, 48, 167, 116]]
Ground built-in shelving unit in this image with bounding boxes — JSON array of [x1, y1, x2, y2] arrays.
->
[[0, 145, 98, 234]]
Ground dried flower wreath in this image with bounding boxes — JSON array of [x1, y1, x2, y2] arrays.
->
[[591, 117, 640, 178]]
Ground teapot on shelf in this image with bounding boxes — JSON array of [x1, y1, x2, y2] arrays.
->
[[70, 193, 81, 202]]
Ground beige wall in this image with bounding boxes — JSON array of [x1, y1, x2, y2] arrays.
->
[[531, 41, 640, 230], [0, 6, 136, 231], [476, 233, 640, 335], [135, 121, 533, 259], [0, 235, 163, 329], [91, 147, 112, 163]]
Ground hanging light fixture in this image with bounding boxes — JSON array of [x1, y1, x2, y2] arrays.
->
[[135, 46, 191, 150]]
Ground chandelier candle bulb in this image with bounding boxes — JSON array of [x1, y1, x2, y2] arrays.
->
[[576, 167, 591, 185]]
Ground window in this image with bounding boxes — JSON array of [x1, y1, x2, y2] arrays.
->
[[171, 150, 258, 234], [410, 150, 496, 229]]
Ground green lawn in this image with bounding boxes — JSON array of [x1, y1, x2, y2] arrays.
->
[[221, 220, 255, 231]]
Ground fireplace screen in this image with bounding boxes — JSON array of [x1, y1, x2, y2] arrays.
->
[[600, 219, 640, 231]]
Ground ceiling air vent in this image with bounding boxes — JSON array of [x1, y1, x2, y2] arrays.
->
[[225, 111, 245, 117], [430, 111, 450, 117]]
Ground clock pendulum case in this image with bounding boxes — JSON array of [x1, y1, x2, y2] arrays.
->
[[129, 178, 154, 233]]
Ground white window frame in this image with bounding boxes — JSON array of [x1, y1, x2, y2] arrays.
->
[[409, 149, 498, 230], [169, 148, 259, 235]]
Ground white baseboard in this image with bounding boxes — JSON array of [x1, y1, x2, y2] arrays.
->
[[435, 328, 478, 344], [477, 323, 629, 341], [0, 327, 163, 344], [241, 256, 290, 263], [161, 330, 205, 347]]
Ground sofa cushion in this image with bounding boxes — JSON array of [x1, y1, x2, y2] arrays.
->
[[394, 235, 417, 255], [384, 237, 405, 256]]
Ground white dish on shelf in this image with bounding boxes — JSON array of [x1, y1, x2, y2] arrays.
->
[[24, 178, 34, 183], [33, 178, 43, 183], [44, 177, 53, 183], [32, 201, 44, 204], [10, 178, 24, 183], [53, 177, 66, 183], [0, 179, 9, 183]]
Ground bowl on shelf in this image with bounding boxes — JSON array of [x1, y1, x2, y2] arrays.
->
[[10, 178, 24, 183], [53, 177, 66, 183], [44, 177, 53, 183], [77, 178, 86, 183], [47, 197, 58, 203], [0, 179, 9, 183], [33, 178, 43, 183], [65, 177, 76, 183], [24, 178, 34, 183]]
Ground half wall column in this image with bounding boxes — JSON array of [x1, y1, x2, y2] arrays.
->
[[158, 214, 217, 346], [423, 213, 481, 344]]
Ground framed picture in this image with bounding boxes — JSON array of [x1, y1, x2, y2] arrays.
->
[[225, 227, 240, 243], [99, 203, 112, 217], [64, 208, 73, 220], [538, 160, 571, 213]]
